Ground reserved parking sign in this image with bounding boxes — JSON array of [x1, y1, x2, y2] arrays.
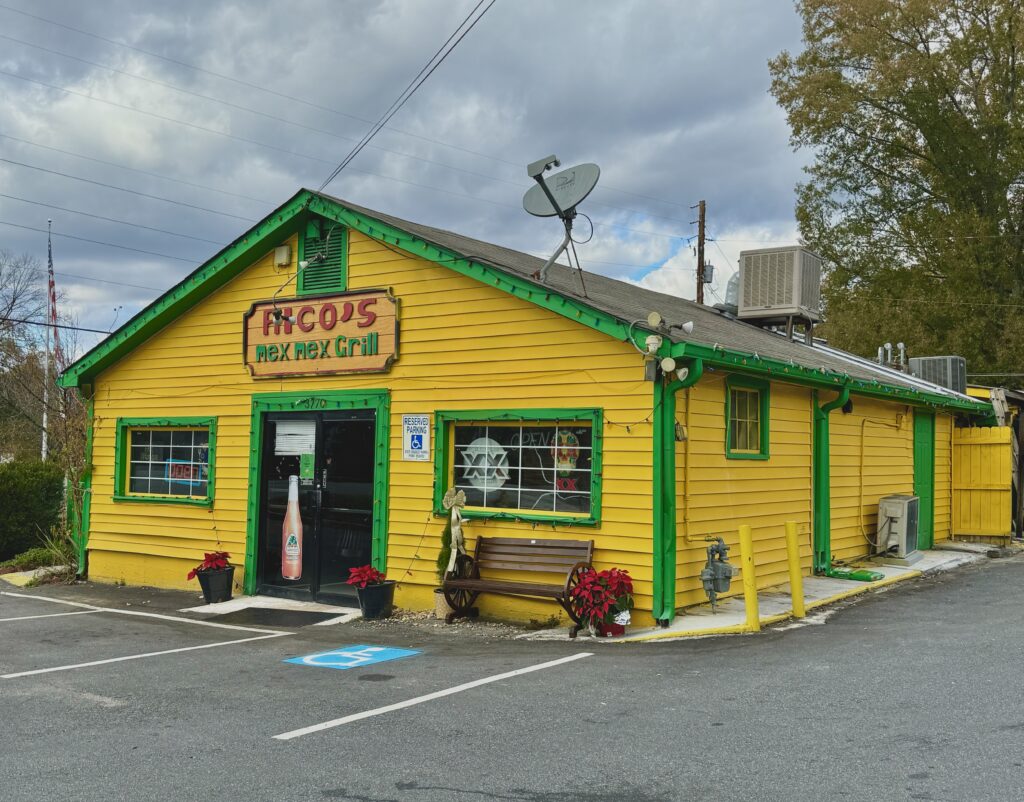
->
[[402, 415, 430, 461]]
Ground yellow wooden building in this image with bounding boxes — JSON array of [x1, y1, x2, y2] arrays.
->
[[59, 190, 994, 626]]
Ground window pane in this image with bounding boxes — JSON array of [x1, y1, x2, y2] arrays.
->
[[151, 430, 171, 446], [451, 420, 592, 515], [130, 430, 149, 446], [125, 426, 211, 498]]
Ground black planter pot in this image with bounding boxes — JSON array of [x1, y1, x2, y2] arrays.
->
[[196, 566, 235, 604], [356, 580, 396, 619]]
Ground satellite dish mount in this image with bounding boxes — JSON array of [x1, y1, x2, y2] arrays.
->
[[523, 155, 600, 282]]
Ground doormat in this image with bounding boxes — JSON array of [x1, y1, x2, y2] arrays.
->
[[285, 645, 420, 670], [205, 608, 345, 627]]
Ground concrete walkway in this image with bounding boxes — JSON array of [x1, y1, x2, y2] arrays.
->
[[524, 543, 1006, 643]]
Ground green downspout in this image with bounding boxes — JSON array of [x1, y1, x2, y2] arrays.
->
[[76, 392, 95, 577], [652, 357, 704, 623], [812, 386, 849, 573]]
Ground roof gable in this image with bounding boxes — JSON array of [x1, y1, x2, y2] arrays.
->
[[58, 190, 990, 415]]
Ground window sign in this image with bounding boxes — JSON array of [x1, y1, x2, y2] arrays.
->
[[403, 415, 430, 461], [452, 422, 593, 514]]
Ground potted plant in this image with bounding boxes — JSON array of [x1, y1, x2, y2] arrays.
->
[[187, 551, 234, 604], [347, 564, 396, 620], [569, 567, 634, 637]]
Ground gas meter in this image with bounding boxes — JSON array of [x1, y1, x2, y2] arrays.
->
[[700, 537, 737, 611]]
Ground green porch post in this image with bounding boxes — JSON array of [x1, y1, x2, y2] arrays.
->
[[651, 359, 703, 623]]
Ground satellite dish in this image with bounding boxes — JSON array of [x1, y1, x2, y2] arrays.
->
[[523, 163, 601, 218]]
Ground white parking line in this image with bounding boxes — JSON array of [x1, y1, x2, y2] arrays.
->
[[273, 652, 593, 741], [0, 610, 103, 623], [1, 632, 291, 679], [0, 591, 281, 634]]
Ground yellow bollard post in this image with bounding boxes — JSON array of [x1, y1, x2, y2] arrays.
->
[[738, 525, 760, 632], [784, 520, 806, 619]]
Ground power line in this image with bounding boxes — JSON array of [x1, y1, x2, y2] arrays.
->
[[0, 158, 257, 222], [319, 0, 498, 190], [0, 193, 226, 245], [0, 220, 198, 263], [0, 1, 698, 214], [0, 133, 272, 207], [27, 265, 163, 292], [1, 316, 109, 334]]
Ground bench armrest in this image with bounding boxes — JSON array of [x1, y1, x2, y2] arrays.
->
[[561, 560, 593, 597], [442, 553, 478, 586]]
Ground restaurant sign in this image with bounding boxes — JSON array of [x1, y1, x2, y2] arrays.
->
[[243, 289, 398, 378]]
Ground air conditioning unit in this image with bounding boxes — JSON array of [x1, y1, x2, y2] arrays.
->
[[876, 494, 921, 563], [737, 246, 822, 322], [909, 356, 967, 394]]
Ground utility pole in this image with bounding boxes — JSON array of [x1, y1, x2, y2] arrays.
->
[[692, 200, 706, 305], [41, 219, 51, 461]]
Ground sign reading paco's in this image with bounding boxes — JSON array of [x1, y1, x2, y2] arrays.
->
[[243, 289, 398, 378]]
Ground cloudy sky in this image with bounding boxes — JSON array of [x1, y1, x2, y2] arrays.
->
[[0, 0, 807, 355]]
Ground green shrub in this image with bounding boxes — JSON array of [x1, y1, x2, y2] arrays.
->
[[0, 546, 55, 571], [0, 460, 64, 562]]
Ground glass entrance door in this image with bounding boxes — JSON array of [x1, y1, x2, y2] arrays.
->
[[256, 410, 376, 602]]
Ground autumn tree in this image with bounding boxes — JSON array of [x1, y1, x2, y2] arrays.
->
[[770, 0, 1024, 384]]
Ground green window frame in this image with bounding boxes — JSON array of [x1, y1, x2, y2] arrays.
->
[[297, 217, 348, 295], [113, 417, 217, 506], [432, 408, 603, 526], [725, 376, 770, 460]]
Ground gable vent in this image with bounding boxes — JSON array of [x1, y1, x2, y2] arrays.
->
[[299, 220, 347, 295]]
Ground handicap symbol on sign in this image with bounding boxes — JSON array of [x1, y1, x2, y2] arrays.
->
[[284, 645, 420, 670], [410, 434, 423, 450]]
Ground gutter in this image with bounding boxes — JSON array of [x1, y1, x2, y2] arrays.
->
[[813, 386, 850, 573]]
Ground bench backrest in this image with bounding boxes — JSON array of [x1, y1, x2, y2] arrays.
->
[[474, 536, 593, 575]]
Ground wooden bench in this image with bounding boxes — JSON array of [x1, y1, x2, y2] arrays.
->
[[442, 536, 594, 638]]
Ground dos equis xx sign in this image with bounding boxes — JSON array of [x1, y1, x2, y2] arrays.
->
[[243, 290, 398, 378]]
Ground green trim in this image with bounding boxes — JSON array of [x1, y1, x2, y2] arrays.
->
[[297, 217, 348, 295], [432, 408, 603, 526], [243, 389, 390, 595], [671, 340, 988, 415], [651, 358, 703, 623], [725, 375, 770, 460], [812, 387, 850, 573], [913, 410, 936, 550], [113, 417, 217, 507], [76, 393, 95, 576], [56, 187, 992, 419]]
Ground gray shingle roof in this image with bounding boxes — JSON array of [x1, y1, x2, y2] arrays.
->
[[320, 191, 975, 402]]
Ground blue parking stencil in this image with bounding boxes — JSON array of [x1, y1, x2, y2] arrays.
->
[[284, 645, 420, 670]]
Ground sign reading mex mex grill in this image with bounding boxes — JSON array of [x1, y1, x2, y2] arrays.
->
[[243, 289, 398, 378]]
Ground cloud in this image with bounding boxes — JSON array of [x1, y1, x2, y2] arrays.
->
[[0, 0, 806, 360]]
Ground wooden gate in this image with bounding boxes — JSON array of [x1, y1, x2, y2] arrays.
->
[[952, 427, 1012, 538]]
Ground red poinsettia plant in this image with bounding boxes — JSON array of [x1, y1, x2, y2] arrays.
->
[[186, 551, 231, 581], [569, 567, 634, 627], [346, 564, 387, 589]]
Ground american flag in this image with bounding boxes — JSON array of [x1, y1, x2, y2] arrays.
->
[[47, 221, 65, 373]]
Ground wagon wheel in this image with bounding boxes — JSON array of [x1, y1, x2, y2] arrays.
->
[[564, 563, 591, 629], [443, 553, 480, 618]]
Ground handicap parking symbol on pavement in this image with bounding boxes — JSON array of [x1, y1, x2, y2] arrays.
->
[[284, 645, 420, 670]]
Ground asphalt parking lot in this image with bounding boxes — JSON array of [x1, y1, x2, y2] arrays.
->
[[4, 559, 1024, 802]]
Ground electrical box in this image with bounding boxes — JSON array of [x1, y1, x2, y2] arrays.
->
[[274, 245, 291, 268], [876, 494, 920, 559], [737, 246, 822, 322]]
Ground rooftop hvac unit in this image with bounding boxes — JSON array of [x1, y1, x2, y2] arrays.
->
[[876, 494, 921, 564], [908, 356, 967, 394], [737, 246, 822, 323]]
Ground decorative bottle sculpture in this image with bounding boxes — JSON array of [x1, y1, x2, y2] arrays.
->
[[281, 475, 303, 580]]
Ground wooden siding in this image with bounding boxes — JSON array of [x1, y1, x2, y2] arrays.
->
[[674, 375, 814, 609], [86, 229, 655, 620], [935, 414, 953, 542], [829, 398, 914, 562], [953, 426, 1012, 537]]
